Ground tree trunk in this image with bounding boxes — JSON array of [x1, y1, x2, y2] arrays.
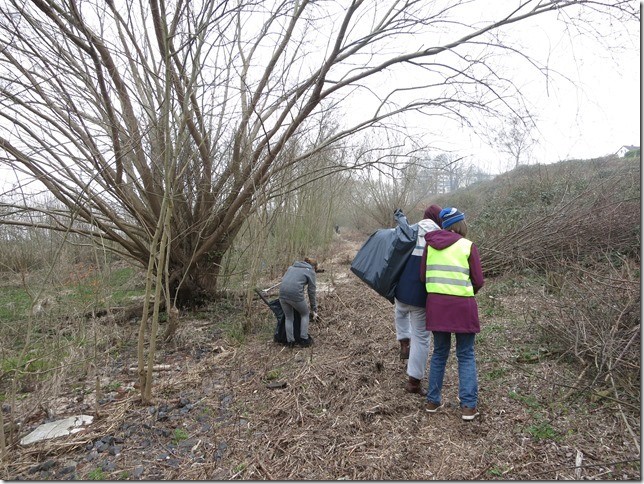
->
[[169, 249, 225, 309]]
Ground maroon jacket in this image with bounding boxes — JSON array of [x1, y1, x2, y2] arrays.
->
[[421, 230, 484, 333]]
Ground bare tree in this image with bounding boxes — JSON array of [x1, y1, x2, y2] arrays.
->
[[0, 1, 637, 306], [433, 154, 468, 192], [349, 162, 420, 231], [491, 114, 538, 169]]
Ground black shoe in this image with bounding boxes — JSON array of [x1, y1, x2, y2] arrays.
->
[[286, 341, 296, 348], [297, 336, 314, 347]]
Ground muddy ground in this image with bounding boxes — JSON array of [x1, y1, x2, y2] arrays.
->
[[4, 232, 641, 480]]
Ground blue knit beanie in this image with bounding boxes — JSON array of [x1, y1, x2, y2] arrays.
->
[[440, 207, 465, 229]]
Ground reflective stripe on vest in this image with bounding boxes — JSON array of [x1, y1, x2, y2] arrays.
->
[[425, 238, 474, 297]]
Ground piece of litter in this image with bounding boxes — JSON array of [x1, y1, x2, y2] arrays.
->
[[20, 415, 94, 445]]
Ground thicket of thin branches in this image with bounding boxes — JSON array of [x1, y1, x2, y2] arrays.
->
[[529, 255, 640, 406]]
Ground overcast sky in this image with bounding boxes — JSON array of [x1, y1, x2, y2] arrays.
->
[[0, 1, 639, 191], [472, 18, 640, 174], [443, 55, 641, 174], [434, 9, 640, 174], [342, 3, 640, 175]]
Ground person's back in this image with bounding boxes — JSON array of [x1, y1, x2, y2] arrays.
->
[[279, 261, 317, 306], [423, 229, 482, 333], [393, 204, 441, 394], [395, 217, 441, 307], [422, 207, 484, 421]]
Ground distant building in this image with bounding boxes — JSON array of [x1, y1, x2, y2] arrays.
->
[[616, 145, 640, 158]]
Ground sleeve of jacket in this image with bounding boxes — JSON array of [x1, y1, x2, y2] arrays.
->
[[307, 271, 318, 311], [468, 244, 484, 294]]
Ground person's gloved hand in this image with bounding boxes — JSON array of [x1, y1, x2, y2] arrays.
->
[[311, 311, 318, 321]]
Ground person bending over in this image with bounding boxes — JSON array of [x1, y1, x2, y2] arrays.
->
[[279, 257, 318, 347]]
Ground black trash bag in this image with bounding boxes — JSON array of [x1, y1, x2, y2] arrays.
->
[[268, 299, 303, 345], [350, 208, 419, 303]]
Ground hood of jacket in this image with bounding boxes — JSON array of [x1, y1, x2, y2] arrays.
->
[[424, 229, 464, 250], [423, 204, 442, 227], [417, 218, 441, 237], [292, 260, 314, 270]]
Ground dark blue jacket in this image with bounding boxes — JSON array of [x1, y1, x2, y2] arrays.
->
[[394, 219, 441, 307]]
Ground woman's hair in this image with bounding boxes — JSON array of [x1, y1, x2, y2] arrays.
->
[[304, 257, 318, 271], [447, 220, 468, 238]]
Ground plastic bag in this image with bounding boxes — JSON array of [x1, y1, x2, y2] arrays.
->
[[350, 209, 419, 303], [255, 289, 303, 345], [269, 299, 303, 345]]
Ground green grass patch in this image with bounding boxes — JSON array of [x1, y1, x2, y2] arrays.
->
[[0, 286, 32, 323], [477, 323, 506, 345], [479, 296, 506, 318], [60, 279, 143, 309], [482, 366, 510, 381], [515, 345, 550, 364], [224, 321, 246, 345], [172, 428, 189, 444], [198, 406, 214, 418], [106, 267, 139, 287], [232, 462, 247, 474], [265, 368, 282, 381], [110, 288, 146, 306], [487, 466, 507, 477], [105, 380, 122, 392], [1, 351, 54, 375], [527, 421, 560, 441], [87, 468, 107, 480], [508, 389, 561, 441], [258, 314, 277, 338], [204, 300, 250, 344], [192, 311, 213, 320], [107, 268, 146, 304], [508, 390, 541, 410]]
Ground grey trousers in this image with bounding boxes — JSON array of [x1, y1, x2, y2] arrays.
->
[[394, 298, 431, 381], [279, 297, 310, 342]]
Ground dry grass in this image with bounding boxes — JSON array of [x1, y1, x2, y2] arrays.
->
[[1, 232, 640, 480]]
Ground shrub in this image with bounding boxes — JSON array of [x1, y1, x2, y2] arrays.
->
[[529, 255, 640, 403]]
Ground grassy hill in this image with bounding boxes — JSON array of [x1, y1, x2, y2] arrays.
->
[[433, 155, 640, 275]]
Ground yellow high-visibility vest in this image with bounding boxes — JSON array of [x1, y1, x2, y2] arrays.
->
[[425, 238, 474, 296]]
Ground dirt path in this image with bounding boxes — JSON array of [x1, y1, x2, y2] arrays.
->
[[5, 233, 640, 480]]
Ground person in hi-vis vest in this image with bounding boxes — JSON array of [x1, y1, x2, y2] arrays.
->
[[420, 207, 484, 421]]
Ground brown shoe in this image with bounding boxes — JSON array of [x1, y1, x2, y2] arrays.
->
[[461, 406, 479, 421], [425, 401, 443, 413], [405, 376, 422, 394], [399, 338, 410, 360]]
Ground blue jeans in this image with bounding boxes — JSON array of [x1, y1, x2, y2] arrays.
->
[[427, 332, 478, 409]]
